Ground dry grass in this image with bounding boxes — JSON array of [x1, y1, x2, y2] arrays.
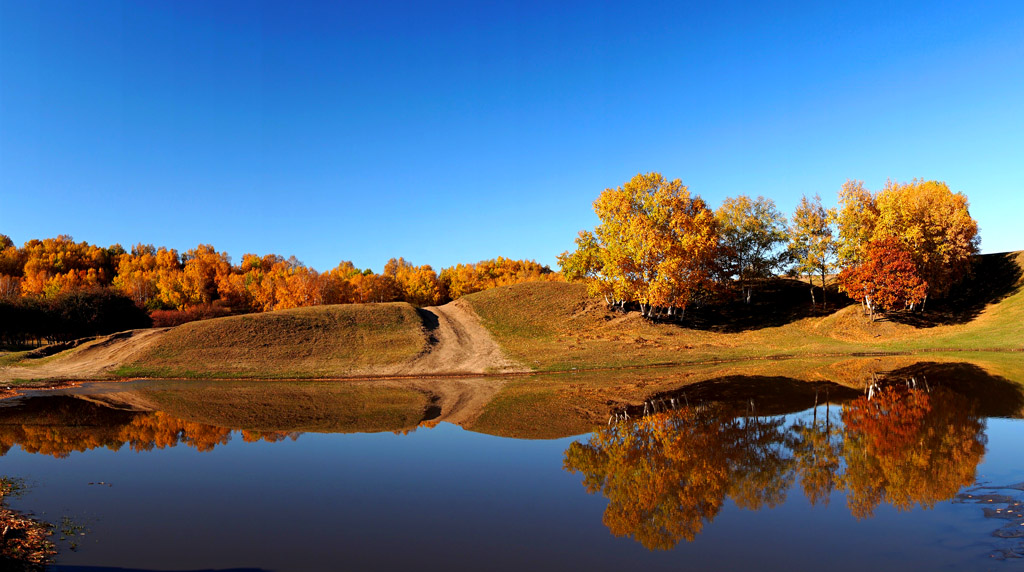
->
[[117, 303, 427, 379]]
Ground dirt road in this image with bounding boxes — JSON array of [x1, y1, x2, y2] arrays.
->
[[396, 298, 527, 376]]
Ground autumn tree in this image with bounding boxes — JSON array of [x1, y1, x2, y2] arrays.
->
[[439, 257, 557, 300], [384, 257, 442, 307], [873, 179, 979, 302], [179, 245, 231, 306], [834, 179, 879, 267], [557, 230, 616, 305], [18, 236, 121, 297], [561, 173, 722, 320], [838, 237, 928, 320], [788, 195, 836, 309], [715, 195, 789, 304]]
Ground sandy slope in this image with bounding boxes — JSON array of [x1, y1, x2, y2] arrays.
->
[[0, 328, 170, 383]]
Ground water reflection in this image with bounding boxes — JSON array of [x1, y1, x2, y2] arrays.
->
[[564, 385, 988, 550], [0, 396, 297, 458]]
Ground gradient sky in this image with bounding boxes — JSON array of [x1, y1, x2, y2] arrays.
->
[[2, 0, 1022, 272]]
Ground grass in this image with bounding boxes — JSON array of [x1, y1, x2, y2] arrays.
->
[[463, 251, 1024, 372], [117, 302, 427, 379], [0, 351, 32, 368]]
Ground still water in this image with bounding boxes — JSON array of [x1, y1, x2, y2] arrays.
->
[[1, 358, 1023, 571]]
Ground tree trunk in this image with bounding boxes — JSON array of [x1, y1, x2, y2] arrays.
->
[[820, 267, 827, 309]]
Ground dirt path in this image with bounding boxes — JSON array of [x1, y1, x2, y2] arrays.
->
[[0, 328, 170, 383], [397, 298, 528, 376]]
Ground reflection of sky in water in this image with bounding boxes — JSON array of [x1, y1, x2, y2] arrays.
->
[[0, 392, 1020, 570]]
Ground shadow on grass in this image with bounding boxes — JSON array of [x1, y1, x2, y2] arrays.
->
[[888, 252, 1023, 328], [684, 278, 853, 333]]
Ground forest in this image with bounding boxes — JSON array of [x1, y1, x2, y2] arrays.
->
[[559, 175, 980, 321], [0, 235, 557, 346], [1, 175, 981, 347]]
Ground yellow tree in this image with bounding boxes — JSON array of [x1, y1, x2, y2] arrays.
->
[[153, 247, 187, 309], [383, 257, 442, 306], [113, 244, 161, 308], [873, 179, 979, 302], [575, 172, 721, 319], [557, 230, 617, 305], [788, 194, 837, 309], [834, 180, 878, 267]]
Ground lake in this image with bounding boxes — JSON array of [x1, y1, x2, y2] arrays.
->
[[1, 356, 1023, 571]]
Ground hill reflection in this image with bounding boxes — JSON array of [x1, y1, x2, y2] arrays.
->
[[564, 384, 989, 549]]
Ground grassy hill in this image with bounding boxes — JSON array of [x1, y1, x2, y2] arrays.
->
[[115, 302, 427, 379], [2, 252, 1020, 384], [463, 251, 1024, 371]]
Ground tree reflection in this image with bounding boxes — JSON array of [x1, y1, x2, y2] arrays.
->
[[0, 410, 295, 458], [563, 404, 793, 549], [840, 386, 986, 519], [565, 385, 988, 549]]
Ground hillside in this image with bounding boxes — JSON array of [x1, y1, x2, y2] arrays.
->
[[115, 302, 428, 379], [0, 299, 524, 383], [463, 250, 1024, 371], [1, 252, 1020, 384]]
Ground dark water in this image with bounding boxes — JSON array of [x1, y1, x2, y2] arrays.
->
[[1, 359, 1023, 571]]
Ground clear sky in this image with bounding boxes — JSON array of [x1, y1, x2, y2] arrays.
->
[[2, 0, 1022, 272]]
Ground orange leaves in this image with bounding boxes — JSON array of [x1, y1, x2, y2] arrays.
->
[[873, 179, 980, 297], [839, 237, 928, 317], [384, 257, 442, 306], [834, 179, 980, 299], [565, 387, 987, 548], [840, 387, 985, 518], [439, 257, 557, 300]]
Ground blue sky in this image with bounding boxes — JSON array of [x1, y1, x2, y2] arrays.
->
[[2, 0, 1022, 272]]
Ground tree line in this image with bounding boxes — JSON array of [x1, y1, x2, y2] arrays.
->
[[0, 234, 557, 345], [558, 173, 980, 320]]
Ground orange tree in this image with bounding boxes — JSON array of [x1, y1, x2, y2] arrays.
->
[[838, 237, 928, 320]]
